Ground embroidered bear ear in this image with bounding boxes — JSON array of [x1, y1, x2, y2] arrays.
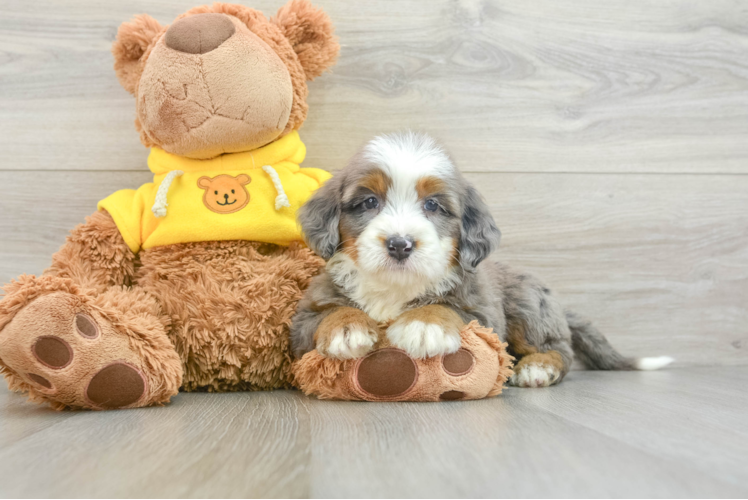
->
[[197, 176, 212, 189], [236, 174, 251, 185], [112, 14, 166, 95], [272, 0, 339, 81]]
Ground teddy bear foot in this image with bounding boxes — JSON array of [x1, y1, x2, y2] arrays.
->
[[0, 278, 182, 410], [293, 321, 515, 402]]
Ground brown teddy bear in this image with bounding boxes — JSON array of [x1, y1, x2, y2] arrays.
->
[[0, 1, 339, 410]]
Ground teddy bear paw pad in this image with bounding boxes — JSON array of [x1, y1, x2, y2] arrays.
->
[[75, 313, 99, 339], [355, 348, 418, 398], [32, 336, 73, 369], [85, 362, 146, 409], [0, 292, 158, 408], [27, 373, 53, 390], [439, 390, 466, 401], [442, 348, 475, 376]]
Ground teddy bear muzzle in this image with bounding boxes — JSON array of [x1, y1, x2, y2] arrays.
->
[[165, 13, 236, 55]]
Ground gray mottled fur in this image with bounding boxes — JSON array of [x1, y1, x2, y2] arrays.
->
[[291, 133, 638, 383]]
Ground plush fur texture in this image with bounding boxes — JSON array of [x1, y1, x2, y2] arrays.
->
[[136, 240, 323, 391], [0, 275, 181, 410], [113, 1, 339, 159], [0, 1, 338, 410], [45, 211, 138, 292], [293, 320, 514, 401], [291, 132, 673, 389]]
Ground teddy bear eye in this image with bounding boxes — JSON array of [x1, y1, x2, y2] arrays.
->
[[231, 189, 235, 194], [214, 190, 218, 195]]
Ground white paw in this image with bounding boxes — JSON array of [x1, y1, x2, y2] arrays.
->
[[321, 325, 376, 360], [386, 320, 461, 359], [509, 363, 560, 388]]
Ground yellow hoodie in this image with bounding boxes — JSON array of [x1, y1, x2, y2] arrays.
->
[[98, 131, 330, 253]]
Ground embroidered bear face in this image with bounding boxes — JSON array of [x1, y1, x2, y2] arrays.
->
[[198, 174, 251, 214]]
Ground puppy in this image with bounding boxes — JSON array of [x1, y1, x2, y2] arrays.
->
[[290, 132, 673, 387]]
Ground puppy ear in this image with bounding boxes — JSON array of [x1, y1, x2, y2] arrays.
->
[[298, 176, 341, 260], [272, 0, 339, 80], [459, 185, 501, 270], [112, 14, 165, 95]]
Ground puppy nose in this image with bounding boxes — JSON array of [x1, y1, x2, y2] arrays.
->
[[386, 236, 414, 261], [165, 13, 236, 55]]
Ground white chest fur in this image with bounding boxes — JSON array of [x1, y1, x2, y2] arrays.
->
[[327, 254, 459, 322]]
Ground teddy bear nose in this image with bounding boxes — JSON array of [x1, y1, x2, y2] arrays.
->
[[165, 13, 236, 55]]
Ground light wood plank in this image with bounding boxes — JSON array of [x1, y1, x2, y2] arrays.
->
[[1, 170, 745, 367], [0, 390, 311, 498], [0, 369, 746, 498], [0, 385, 78, 449], [1, 1, 747, 173], [306, 373, 747, 498], [525, 369, 748, 490], [472, 171, 748, 367]]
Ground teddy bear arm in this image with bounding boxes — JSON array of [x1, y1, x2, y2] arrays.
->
[[44, 210, 137, 293]]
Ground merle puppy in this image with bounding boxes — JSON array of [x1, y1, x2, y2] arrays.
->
[[290, 132, 672, 387]]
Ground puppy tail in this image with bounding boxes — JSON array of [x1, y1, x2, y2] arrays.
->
[[565, 310, 674, 371]]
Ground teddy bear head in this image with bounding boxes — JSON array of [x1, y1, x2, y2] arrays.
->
[[112, 0, 339, 159]]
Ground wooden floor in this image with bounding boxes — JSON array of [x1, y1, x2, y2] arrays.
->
[[0, 367, 745, 498], [1, 1, 747, 498]]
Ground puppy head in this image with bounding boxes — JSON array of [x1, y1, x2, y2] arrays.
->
[[298, 132, 501, 285]]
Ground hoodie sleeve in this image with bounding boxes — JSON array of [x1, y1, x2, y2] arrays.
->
[[97, 188, 146, 254], [297, 167, 332, 187]]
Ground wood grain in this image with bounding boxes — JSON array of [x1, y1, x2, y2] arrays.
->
[[307, 369, 748, 498], [0, 369, 746, 497], [1, 0, 747, 172], [473, 171, 748, 367], [0, 390, 312, 498]]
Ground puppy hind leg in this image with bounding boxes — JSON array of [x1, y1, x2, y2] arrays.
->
[[505, 322, 570, 388], [504, 282, 574, 388]]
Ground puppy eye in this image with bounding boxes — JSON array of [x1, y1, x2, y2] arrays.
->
[[364, 197, 379, 210], [424, 199, 439, 212]]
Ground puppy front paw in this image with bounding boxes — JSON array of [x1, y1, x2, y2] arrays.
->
[[387, 320, 461, 359], [315, 307, 379, 360], [386, 305, 464, 359], [319, 325, 377, 360]]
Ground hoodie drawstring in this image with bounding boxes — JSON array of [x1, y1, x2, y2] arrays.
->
[[151, 170, 184, 218], [262, 165, 291, 210]]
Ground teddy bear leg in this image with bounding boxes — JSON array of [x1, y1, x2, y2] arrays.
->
[[45, 210, 138, 293], [0, 277, 182, 410], [293, 321, 514, 401]]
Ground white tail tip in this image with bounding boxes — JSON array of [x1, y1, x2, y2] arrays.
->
[[636, 356, 675, 371]]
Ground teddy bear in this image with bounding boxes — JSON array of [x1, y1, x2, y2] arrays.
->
[[0, 0, 339, 410]]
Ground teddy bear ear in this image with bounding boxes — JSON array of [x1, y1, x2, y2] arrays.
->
[[272, 0, 340, 81], [112, 14, 165, 95]]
